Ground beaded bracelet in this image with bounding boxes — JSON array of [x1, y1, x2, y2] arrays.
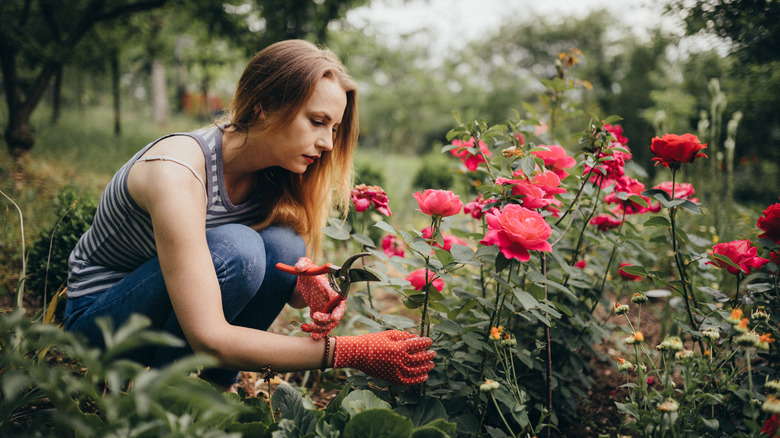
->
[[321, 335, 330, 371]]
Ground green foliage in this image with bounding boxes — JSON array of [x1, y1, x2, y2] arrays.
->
[[26, 187, 96, 317], [412, 152, 455, 191]]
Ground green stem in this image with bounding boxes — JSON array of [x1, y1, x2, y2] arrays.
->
[[731, 273, 742, 309], [490, 392, 517, 438], [668, 170, 698, 331], [420, 217, 438, 337]]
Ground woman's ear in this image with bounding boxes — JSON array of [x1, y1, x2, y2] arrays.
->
[[254, 105, 264, 120]]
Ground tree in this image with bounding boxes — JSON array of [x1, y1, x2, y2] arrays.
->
[[0, 0, 170, 161], [0, 0, 367, 161]]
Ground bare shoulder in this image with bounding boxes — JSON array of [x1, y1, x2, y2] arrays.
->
[[128, 134, 209, 213], [141, 134, 206, 168]]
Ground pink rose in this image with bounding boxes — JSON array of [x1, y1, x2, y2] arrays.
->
[[619, 263, 642, 281], [604, 176, 655, 215], [463, 194, 490, 219], [381, 235, 405, 258], [650, 133, 708, 169], [590, 214, 622, 231], [604, 124, 628, 145], [496, 170, 565, 210], [497, 177, 551, 209], [583, 143, 632, 188], [706, 239, 770, 275], [653, 181, 696, 200], [450, 137, 491, 171], [479, 204, 552, 262], [757, 200, 780, 244], [351, 184, 392, 216], [422, 227, 468, 252], [414, 189, 463, 218], [406, 268, 444, 292], [532, 145, 576, 179]]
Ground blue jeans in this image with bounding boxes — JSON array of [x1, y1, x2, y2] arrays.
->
[[63, 224, 305, 386]]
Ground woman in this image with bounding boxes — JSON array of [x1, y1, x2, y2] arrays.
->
[[64, 39, 435, 388]]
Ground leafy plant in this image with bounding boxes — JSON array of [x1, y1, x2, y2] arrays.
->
[[26, 187, 96, 320]]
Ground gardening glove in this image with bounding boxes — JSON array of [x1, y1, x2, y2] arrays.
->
[[294, 257, 346, 340], [334, 330, 436, 385]]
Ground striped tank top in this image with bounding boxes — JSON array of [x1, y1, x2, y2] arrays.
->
[[67, 125, 263, 298]]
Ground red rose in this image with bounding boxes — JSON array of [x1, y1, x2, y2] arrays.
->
[[351, 184, 392, 216], [406, 268, 444, 292], [763, 414, 780, 438], [463, 194, 489, 219], [590, 214, 622, 231], [413, 189, 463, 218], [480, 204, 552, 262], [619, 263, 643, 281], [574, 260, 587, 269], [650, 133, 708, 169], [757, 201, 780, 244], [706, 239, 770, 275], [381, 234, 404, 258]]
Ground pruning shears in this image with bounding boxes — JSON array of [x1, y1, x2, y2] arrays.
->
[[275, 252, 381, 313]]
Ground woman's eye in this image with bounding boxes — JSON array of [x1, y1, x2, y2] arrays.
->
[[311, 119, 324, 126]]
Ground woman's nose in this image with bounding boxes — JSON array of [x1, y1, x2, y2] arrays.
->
[[316, 133, 334, 152]]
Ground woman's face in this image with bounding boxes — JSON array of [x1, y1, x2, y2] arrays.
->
[[258, 75, 347, 174]]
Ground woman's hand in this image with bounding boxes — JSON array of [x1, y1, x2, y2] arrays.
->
[[333, 330, 436, 385], [294, 257, 346, 339]]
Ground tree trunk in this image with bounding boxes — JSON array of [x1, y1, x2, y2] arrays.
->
[[111, 50, 122, 136], [51, 64, 63, 124], [151, 58, 169, 126]]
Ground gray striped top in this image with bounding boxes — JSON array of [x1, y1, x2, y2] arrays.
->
[[66, 125, 263, 298]]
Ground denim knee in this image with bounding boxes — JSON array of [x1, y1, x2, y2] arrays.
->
[[207, 224, 267, 292], [258, 225, 306, 266]]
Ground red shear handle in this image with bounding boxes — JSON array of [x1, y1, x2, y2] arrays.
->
[[275, 262, 334, 276]]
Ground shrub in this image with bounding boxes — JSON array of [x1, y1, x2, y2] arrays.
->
[[26, 187, 96, 319]]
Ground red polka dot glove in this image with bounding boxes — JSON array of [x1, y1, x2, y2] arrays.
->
[[334, 330, 437, 385], [294, 257, 346, 340]]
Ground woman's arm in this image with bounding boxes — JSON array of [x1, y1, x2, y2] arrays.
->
[[127, 136, 329, 372]]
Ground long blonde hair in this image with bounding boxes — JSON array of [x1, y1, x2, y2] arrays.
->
[[226, 39, 358, 256]]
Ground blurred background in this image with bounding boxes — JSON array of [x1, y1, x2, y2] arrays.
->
[[1, 0, 779, 298]]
